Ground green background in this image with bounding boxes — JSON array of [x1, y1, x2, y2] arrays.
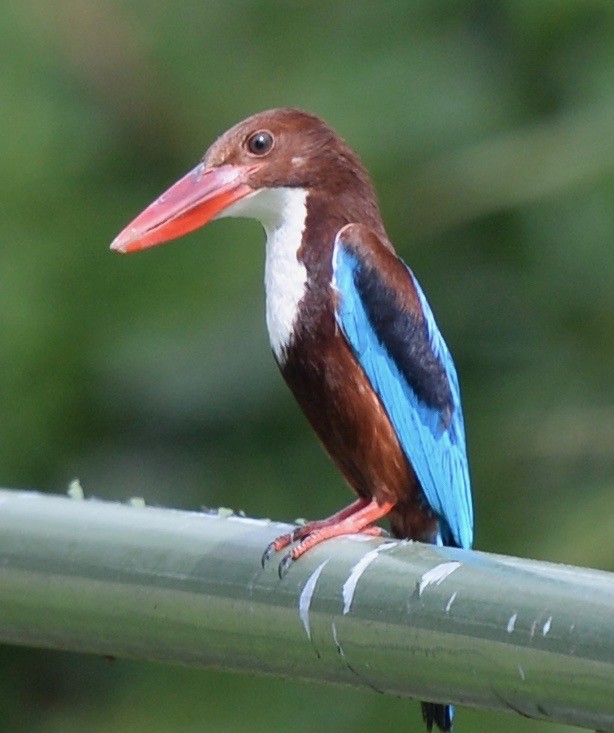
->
[[1, 1, 612, 731]]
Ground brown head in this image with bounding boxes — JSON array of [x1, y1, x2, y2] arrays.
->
[[110, 108, 385, 253], [205, 108, 373, 193]]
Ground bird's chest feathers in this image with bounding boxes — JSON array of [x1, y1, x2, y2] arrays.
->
[[262, 188, 311, 361], [221, 185, 331, 362]]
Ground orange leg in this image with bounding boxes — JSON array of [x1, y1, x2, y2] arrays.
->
[[262, 497, 369, 563], [263, 498, 396, 578]]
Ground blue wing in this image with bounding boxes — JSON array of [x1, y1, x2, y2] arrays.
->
[[333, 226, 473, 549]]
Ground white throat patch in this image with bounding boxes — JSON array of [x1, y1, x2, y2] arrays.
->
[[219, 187, 308, 362]]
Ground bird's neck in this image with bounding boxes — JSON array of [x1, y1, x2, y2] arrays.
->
[[216, 185, 310, 362], [260, 186, 388, 364], [260, 188, 310, 363], [220, 182, 387, 364]]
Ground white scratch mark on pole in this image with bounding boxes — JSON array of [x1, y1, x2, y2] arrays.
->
[[418, 561, 462, 596], [445, 591, 458, 613], [518, 664, 526, 681], [507, 612, 518, 633], [298, 559, 329, 640], [542, 616, 552, 636], [342, 541, 396, 615]]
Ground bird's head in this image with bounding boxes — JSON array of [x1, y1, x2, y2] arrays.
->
[[111, 107, 379, 253]]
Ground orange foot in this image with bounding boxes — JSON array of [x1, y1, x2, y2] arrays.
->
[[262, 498, 395, 578]]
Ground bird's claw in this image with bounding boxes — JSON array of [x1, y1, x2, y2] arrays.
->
[[261, 541, 277, 568], [262, 529, 297, 570], [278, 553, 294, 579], [261, 537, 296, 578]]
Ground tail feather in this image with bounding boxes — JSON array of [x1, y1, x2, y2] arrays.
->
[[421, 702, 454, 732]]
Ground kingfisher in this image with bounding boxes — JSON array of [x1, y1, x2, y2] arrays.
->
[[111, 108, 473, 731]]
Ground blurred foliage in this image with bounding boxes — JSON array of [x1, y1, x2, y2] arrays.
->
[[0, 1, 612, 731]]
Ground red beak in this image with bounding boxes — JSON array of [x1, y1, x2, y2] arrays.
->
[[110, 163, 259, 253]]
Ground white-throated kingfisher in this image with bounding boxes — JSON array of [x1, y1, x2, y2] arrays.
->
[[111, 108, 473, 731]]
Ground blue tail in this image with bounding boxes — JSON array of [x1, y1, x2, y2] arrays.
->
[[421, 702, 454, 731]]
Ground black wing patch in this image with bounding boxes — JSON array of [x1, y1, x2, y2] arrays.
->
[[353, 258, 453, 417]]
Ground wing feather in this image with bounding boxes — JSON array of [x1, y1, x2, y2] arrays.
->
[[333, 225, 473, 548]]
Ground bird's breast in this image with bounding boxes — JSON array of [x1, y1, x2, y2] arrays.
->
[[281, 324, 418, 507], [262, 188, 309, 362]]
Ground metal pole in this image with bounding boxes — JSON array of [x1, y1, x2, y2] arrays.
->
[[0, 489, 611, 730]]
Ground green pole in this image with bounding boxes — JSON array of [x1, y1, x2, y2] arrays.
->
[[0, 489, 611, 730]]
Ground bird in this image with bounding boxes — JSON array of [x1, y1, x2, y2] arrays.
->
[[111, 107, 473, 731]]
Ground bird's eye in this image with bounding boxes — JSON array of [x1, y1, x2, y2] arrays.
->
[[246, 130, 274, 156]]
